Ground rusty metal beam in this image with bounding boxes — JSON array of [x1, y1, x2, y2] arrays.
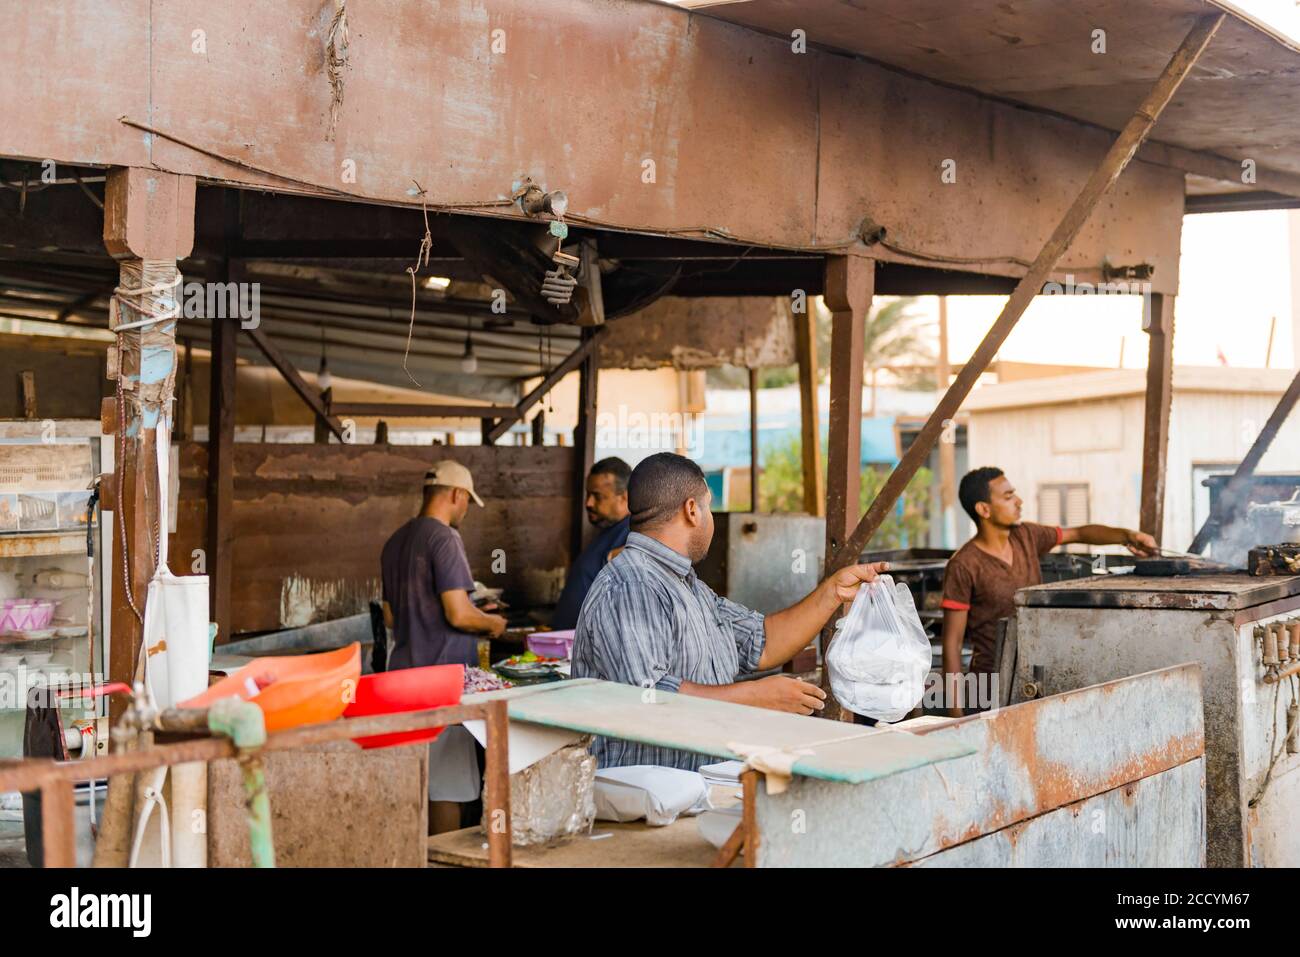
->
[[244, 324, 345, 441], [1140, 293, 1175, 539], [572, 329, 600, 558], [829, 13, 1226, 575], [0, 2, 1192, 292], [1189, 364, 1300, 554], [820, 256, 871, 718], [749, 367, 760, 511], [793, 300, 824, 517], [103, 167, 195, 721], [486, 327, 606, 444], [823, 257, 871, 562], [207, 198, 240, 641], [329, 401, 517, 419]]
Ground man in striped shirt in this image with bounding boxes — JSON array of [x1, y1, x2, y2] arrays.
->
[[571, 452, 888, 771]]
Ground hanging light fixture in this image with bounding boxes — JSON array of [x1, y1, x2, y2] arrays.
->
[[460, 315, 478, 374], [317, 325, 333, 392]]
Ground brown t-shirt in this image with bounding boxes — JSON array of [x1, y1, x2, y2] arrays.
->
[[942, 523, 1062, 676]]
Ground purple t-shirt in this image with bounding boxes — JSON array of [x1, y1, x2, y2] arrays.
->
[[381, 517, 478, 669]]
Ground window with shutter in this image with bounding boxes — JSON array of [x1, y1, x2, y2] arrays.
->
[[1037, 483, 1090, 552]]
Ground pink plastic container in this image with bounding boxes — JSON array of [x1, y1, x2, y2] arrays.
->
[[0, 599, 56, 632], [526, 629, 576, 659]]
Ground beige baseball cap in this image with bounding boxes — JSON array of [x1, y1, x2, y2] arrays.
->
[[424, 460, 484, 507]]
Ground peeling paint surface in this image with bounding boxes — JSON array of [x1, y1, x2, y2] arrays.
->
[[753, 664, 1204, 867], [1015, 598, 1300, 866], [279, 574, 380, 629]]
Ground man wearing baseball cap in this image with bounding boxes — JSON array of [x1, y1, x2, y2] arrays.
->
[[381, 459, 505, 833]]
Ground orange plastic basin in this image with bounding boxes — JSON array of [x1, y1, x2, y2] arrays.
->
[[182, 643, 361, 734], [343, 664, 464, 749]]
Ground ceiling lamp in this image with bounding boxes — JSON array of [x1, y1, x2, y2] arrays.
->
[[460, 316, 478, 375]]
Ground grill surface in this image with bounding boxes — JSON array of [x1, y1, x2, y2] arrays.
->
[[1015, 573, 1300, 610]]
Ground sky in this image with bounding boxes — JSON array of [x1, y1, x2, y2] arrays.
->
[[909, 0, 1300, 374], [933, 0, 1300, 374], [934, 209, 1297, 372]]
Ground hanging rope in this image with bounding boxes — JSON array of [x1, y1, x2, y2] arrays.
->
[[401, 182, 433, 387]]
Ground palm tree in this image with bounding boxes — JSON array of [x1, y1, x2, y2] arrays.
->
[[816, 297, 935, 415]]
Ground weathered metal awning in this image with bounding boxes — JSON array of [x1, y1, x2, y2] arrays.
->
[[678, 0, 1300, 206]]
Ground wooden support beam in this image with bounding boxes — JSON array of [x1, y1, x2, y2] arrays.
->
[[19, 370, 36, 419], [572, 328, 600, 559], [207, 195, 240, 643], [532, 409, 546, 446], [1189, 365, 1300, 554], [244, 325, 346, 441], [103, 167, 196, 722], [314, 388, 333, 444], [207, 311, 237, 642], [819, 256, 872, 717], [329, 401, 517, 419], [793, 299, 824, 517], [823, 256, 872, 561], [749, 367, 760, 512], [40, 779, 76, 868], [486, 327, 606, 443], [1140, 293, 1176, 540], [828, 13, 1226, 577], [937, 297, 958, 547]]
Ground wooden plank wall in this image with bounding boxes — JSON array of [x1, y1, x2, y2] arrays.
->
[[172, 443, 576, 637]]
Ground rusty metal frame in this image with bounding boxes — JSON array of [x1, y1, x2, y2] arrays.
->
[[0, 698, 514, 869], [244, 324, 346, 441], [825, 13, 1226, 574], [484, 326, 607, 444]]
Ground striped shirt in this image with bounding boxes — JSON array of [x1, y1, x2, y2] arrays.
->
[[571, 531, 767, 770]]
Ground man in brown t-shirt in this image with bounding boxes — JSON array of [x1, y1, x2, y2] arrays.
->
[[940, 467, 1157, 715]]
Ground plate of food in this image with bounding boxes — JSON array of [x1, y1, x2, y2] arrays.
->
[[492, 650, 566, 683]]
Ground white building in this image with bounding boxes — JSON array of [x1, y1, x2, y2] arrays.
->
[[965, 366, 1300, 551]]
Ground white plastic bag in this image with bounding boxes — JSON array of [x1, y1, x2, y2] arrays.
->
[[825, 574, 931, 722], [593, 766, 710, 826]]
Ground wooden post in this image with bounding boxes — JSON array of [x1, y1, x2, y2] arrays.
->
[[314, 388, 333, 443], [40, 779, 76, 867], [20, 371, 36, 419], [823, 256, 872, 562], [483, 699, 513, 868], [207, 266, 238, 646], [748, 367, 760, 512], [531, 409, 545, 446], [571, 328, 599, 559], [103, 167, 196, 722], [794, 299, 824, 517], [937, 297, 958, 547], [827, 13, 1226, 577], [180, 338, 194, 441], [1140, 293, 1175, 540], [819, 256, 872, 717]]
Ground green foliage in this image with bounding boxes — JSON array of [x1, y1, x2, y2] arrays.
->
[[815, 296, 934, 387], [706, 295, 933, 392], [759, 434, 933, 548]]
